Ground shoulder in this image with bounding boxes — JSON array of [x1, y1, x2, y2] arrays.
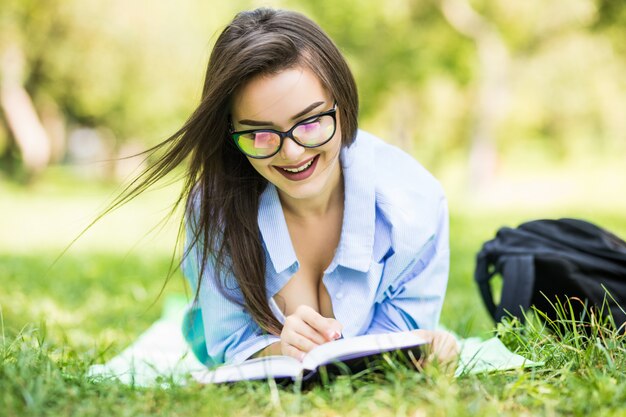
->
[[352, 130, 446, 248], [352, 130, 445, 208]]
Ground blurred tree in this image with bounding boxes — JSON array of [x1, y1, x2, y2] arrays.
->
[[591, 0, 626, 63], [0, 0, 234, 179], [594, 0, 626, 34], [1, 0, 625, 184], [1, 43, 51, 178], [291, 0, 474, 118], [0, 0, 58, 179], [289, 0, 475, 172], [439, 0, 510, 189]]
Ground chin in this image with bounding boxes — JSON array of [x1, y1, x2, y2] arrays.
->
[[275, 177, 326, 200]]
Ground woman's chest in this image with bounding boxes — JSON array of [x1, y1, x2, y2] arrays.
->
[[274, 215, 342, 318], [274, 264, 335, 318]]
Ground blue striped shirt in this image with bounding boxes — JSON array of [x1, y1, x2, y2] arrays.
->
[[182, 130, 450, 366]]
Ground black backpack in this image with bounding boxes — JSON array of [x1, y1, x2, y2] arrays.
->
[[475, 218, 626, 330]]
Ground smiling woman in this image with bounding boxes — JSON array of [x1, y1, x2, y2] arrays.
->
[[231, 68, 343, 209], [116, 7, 458, 368]]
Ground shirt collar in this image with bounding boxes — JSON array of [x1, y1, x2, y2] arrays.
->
[[258, 184, 297, 274], [258, 131, 376, 275], [331, 133, 376, 272]]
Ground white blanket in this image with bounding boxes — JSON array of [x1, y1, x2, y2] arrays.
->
[[88, 298, 542, 386]]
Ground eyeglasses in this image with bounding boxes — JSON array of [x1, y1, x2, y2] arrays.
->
[[230, 103, 337, 159]]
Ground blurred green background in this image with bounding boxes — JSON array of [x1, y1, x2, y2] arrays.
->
[[1, 0, 626, 351]]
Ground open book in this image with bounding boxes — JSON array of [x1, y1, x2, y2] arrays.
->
[[192, 330, 428, 384]]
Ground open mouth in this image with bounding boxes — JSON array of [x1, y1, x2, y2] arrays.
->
[[274, 155, 319, 181]]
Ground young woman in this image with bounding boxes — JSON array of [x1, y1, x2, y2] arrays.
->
[[153, 8, 460, 366]]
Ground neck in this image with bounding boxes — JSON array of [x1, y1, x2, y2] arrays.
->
[[278, 163, 343, 220]]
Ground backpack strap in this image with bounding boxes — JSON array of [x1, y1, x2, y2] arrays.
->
[[475, 252, 497, 319], [475, 251, 536, 323], [496, 254, 536, 322]]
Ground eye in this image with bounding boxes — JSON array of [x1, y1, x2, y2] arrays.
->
[[253, 132, 279, 148], [299, 118, 321, 129]]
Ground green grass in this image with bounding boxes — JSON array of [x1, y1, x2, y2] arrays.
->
[[2, 172, 626, 416]]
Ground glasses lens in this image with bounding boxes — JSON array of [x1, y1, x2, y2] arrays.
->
[[293, 115, 335, 146], [235, 131, 281, 157]]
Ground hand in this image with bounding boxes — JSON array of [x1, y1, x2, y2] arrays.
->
[[280, 305, 343, 361], [413, 329, 459, 367]]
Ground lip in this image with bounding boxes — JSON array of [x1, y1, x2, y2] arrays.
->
[[274, 156, 316, 170], [273, 154, 319, 181]]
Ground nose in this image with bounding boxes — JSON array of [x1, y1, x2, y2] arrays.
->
[[279, 136, 305, 161]]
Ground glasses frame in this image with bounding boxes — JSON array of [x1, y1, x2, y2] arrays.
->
[[229, 103, 338, 159]]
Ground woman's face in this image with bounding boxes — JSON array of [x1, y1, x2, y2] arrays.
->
[[231, 66, 343, 205]]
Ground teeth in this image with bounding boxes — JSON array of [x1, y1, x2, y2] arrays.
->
[[282, 158, 314, 173]]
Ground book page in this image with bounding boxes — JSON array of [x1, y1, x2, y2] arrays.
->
[[302, 330, 427, 370], [192, 355, 302, 384]]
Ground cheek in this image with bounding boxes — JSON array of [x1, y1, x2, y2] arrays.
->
[[246, 158, 270, 176], [323, 136, 343, 161]]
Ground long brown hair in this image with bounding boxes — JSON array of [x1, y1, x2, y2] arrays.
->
[[115, 8, 358, 335]]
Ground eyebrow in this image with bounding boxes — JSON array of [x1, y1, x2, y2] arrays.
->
[[237, 101, 326, 127]]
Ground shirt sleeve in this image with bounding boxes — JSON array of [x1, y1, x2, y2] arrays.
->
[[181, 217, 280, 366], [365, 198, 450, 334]]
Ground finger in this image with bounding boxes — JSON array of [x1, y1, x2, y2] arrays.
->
[[435, 342, 459, 374], [296, 306, 343, 340], [282, 326, 319, 353], [325, 318, 344, 339], [281, 342, 306, 361], [436, 334, 459, 357], [441, 340, 460, 362], [434, 344, 456, 363], [296, 322, 328, 345], [430, 333, 459, 364], [283, 315, 327, 345], [413, 329, 434, 351], [413, 329, 456, 364]]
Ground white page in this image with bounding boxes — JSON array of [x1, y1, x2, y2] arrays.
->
[[192, 355, 302, 384], [302, 330, 427, 370]]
